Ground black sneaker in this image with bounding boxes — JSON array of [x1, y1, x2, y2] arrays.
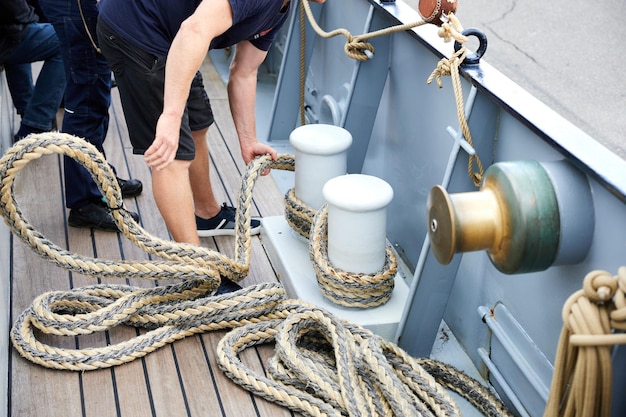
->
[[196, 203, 261, 237], [68, 201, 140, 232], [117, 177, 143, 198]]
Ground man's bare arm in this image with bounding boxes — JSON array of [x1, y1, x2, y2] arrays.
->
[[145, 0, 234, 170], [228, 40, 278, 166]]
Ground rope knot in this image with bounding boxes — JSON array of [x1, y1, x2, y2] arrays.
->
[[427, 47, 467, 88], [582, 269, 618, 303], [427, 58, 451, 88], [437, 13, 467, 44], [438, 22, 467, 44], [610, 267, 626, 331], [344, 38, 375, 61], [470, 172, 483, 187]]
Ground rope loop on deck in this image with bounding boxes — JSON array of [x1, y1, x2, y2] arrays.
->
[[0, 132, 266, 282], [11, 282, 286, 370], [218, 299, 513, 417], [544, 267, 626, 417], [2, 133, 514, 416]]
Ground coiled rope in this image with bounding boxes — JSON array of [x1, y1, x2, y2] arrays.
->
[[284, 187, 316, 239], [284, 186, 398, 308], [309, 204, 397, 308], [544, 267, 626, 417], [284, 176, 397, 307], [218, 300, 513, 417], [2, 133, 512, 415]]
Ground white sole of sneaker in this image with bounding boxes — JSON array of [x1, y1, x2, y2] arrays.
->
[[197, 224, 261, 238]]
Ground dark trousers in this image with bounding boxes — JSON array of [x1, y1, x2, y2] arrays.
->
[[39, 0, 117, 209]]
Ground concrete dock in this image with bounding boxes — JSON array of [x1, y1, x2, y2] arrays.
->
[[405, 0, 626, 159]]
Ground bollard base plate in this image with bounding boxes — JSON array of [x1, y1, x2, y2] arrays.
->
[[260, 215, 409, 342]]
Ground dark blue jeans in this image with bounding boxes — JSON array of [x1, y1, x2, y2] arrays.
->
[[4, 63, 33, 117], [3, 23, 65, 130], [39, 0, 116, 209]]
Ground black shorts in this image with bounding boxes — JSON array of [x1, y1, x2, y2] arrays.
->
[[97, 18, 214, 160]]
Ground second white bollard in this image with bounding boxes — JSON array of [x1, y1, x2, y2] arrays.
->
[[289, 124, 353, 210]]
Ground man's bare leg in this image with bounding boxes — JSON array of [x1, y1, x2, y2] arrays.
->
[[189, 127, 221, 219], [152, 159, 200, 245]]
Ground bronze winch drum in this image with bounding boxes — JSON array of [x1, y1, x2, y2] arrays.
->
[[427, 160, 594, 274]]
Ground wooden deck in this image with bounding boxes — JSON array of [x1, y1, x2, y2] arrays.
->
[[8, 57, 297, 417]]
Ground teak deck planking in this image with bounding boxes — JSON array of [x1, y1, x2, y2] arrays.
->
[[8, 56, 296, 417]]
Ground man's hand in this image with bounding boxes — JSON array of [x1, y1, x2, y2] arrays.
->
[[241, 140, 278, 176], [145, 113, 181, 171]]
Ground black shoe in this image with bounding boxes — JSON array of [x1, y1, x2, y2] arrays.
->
[[196, 203, 261, 237], [214, 277, 243, 295], [117, 177, 143, 198], [68, 201, 140, 232]]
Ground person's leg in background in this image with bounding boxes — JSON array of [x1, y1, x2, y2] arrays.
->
[[3, 22, 65, 139], [39, 0, 142, 231], [4, 63, 33, 117]]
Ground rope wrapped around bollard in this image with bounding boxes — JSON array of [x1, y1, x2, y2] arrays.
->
[[284, 187, 316, 239], [309, 204, 397, 308], [1, 133, 513, 416]]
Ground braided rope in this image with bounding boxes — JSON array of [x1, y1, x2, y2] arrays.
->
[[284, 190, 398, 308], [284, 187, 315, 239], [427, 14, 485, 187], [309, 205, 397, 308], [300, 0, 428, 61], [11, 282, 286, 370], [543, 267, 626, 417], [218, 301, 514, 417], [3, 133, 512, 416], [1, 133, 225, 281]]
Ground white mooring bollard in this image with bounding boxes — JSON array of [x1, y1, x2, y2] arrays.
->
[[262, 129, 408, 341], [289, 124, 353, 210], [322, 174, 394, 274]]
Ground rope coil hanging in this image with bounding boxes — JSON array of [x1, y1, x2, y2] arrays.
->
[[544, 267, 626, 417]]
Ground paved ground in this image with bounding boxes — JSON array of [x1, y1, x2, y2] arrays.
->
[[404, 0, 626, 159]]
